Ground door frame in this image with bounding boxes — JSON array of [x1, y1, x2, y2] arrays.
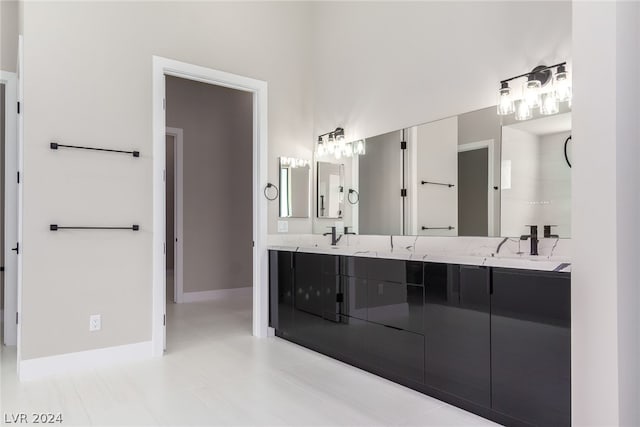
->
[[1, 70, 17, 346], [458, 139, 496, 236], [165, 127, 183, 304], [152, 56, 268, 356]]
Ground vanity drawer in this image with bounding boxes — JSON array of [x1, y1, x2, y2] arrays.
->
[[406, 261, 424, 285], [366, 258, 406, 283], [367, 281, 424, 334], [340, 256, 368, 278]]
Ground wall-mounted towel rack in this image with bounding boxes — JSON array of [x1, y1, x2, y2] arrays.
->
[[50, 142, 140, 158], [50, 224, 139, 231], [421, 226, 455, 231], [421, 180, 454, 188]]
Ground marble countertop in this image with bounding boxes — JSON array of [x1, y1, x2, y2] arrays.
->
[[267, 234, 571, 273]]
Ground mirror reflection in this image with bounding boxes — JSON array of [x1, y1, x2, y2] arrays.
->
[[316, 161, 344, 218], [501, 113, 572, 238], [314, 107, 572, 238], [279, 157, 310, 218]]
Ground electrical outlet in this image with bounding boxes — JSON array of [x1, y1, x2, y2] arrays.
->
[[89, 314, 101, 332], [277, 221, 288, 233]]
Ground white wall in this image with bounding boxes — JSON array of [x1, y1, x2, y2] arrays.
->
[[20, 1, 313, 360], [311, 1, 572, 144], [572, 1, 640, 425]]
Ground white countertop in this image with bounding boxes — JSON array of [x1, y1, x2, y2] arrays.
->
[[267, 234, 571, 273]]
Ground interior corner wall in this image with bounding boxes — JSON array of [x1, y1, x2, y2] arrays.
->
[[572, 1, 640, 424], [310, 1, 572, 144], [19, 1, 314, 361], [0, 1, 19, 72], [166, 76, 252, 293]]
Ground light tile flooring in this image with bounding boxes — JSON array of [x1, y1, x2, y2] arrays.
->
[[1, 289, 497, 426]]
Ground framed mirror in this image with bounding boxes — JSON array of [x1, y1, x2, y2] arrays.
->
[[316, 161, 344, 218], [501, 112, 572, 238], [279, 157, 310, 218]]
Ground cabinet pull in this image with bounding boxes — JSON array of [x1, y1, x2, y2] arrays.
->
[[336, 293, 344, 303]]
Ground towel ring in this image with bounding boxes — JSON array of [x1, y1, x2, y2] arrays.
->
[[264, 183, 279, 201]]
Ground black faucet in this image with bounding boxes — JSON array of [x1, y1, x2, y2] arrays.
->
[[544, 225, 559, 239], [323, 226, 342, 246], [520, 225, 539, 256], [344, 226, 356, 236]]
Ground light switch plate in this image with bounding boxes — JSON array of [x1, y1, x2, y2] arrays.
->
[[277, 221, 289, 233]]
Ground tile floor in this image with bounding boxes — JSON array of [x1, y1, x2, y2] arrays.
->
[[1, 288, 497, 426]]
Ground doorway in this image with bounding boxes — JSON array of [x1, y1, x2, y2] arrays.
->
[[152, 57, 268, 356], [458, 140, 495, 236]]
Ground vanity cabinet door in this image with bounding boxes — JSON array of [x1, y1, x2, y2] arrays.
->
[[364, 322, 425, 384], [269, 250, 294, 334], [491, 268, 571, 427], [425, 263, 491, 408]]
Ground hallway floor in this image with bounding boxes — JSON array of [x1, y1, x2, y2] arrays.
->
[[1, 291, 496, 426]]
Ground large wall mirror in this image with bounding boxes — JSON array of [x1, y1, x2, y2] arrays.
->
[[279, 157, 310, 218], [314, 106, 572, 238]]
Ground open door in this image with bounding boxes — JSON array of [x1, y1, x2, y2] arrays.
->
[[3, 36, 22, 350], [2, 70, 17, 346]]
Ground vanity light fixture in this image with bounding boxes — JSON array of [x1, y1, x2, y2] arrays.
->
[[497, 62, 572, 120], [280, 157, 310, 168], [316, 127, 365, 160]]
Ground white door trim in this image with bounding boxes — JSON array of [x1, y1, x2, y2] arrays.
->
[[458, 139, 496, 236], [152, 57, 268, 357], [1, 70, 17, 346], [165, 127, 183, 304]]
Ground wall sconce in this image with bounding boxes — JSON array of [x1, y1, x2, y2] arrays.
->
[[497, 62, 571, 120], [316, 127, 366, 159], [280, 157, 310, 168]]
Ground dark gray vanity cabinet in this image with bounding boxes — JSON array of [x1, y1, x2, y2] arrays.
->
[[269, 251, 571, 427], [491, 268, 571, 427], [424, 263, 491, 408]]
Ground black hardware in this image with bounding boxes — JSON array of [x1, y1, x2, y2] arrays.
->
[[50, 142, 140, 157], [336, 293, 344, 303], [400, 189, 407, 197], [17, 102, 20, 114], [347, 188, 359, 204], [344, 226, 356, 236], [422, 226, 455, 231], [0, 266, 4, 272], [400, 140, 407, 150], [323, 226, 342, 246], [493, 186, 499, 190], [564, 135, 572, 168], [500, 61, 567, 85], [544, 225, 559, 239], [50, 224, 140, 231], [520, 225, 539, 256], [264, 182, 279, 201], [17, 171, 20, 183], [421, 180, 455, 188], [11, 243, 19, 254]]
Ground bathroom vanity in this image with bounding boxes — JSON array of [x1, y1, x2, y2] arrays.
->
[[268, 248, 570, 427]]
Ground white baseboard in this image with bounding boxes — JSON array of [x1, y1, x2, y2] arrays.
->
[[182, 286, 252, 303], [19, 341, 153, 381]]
